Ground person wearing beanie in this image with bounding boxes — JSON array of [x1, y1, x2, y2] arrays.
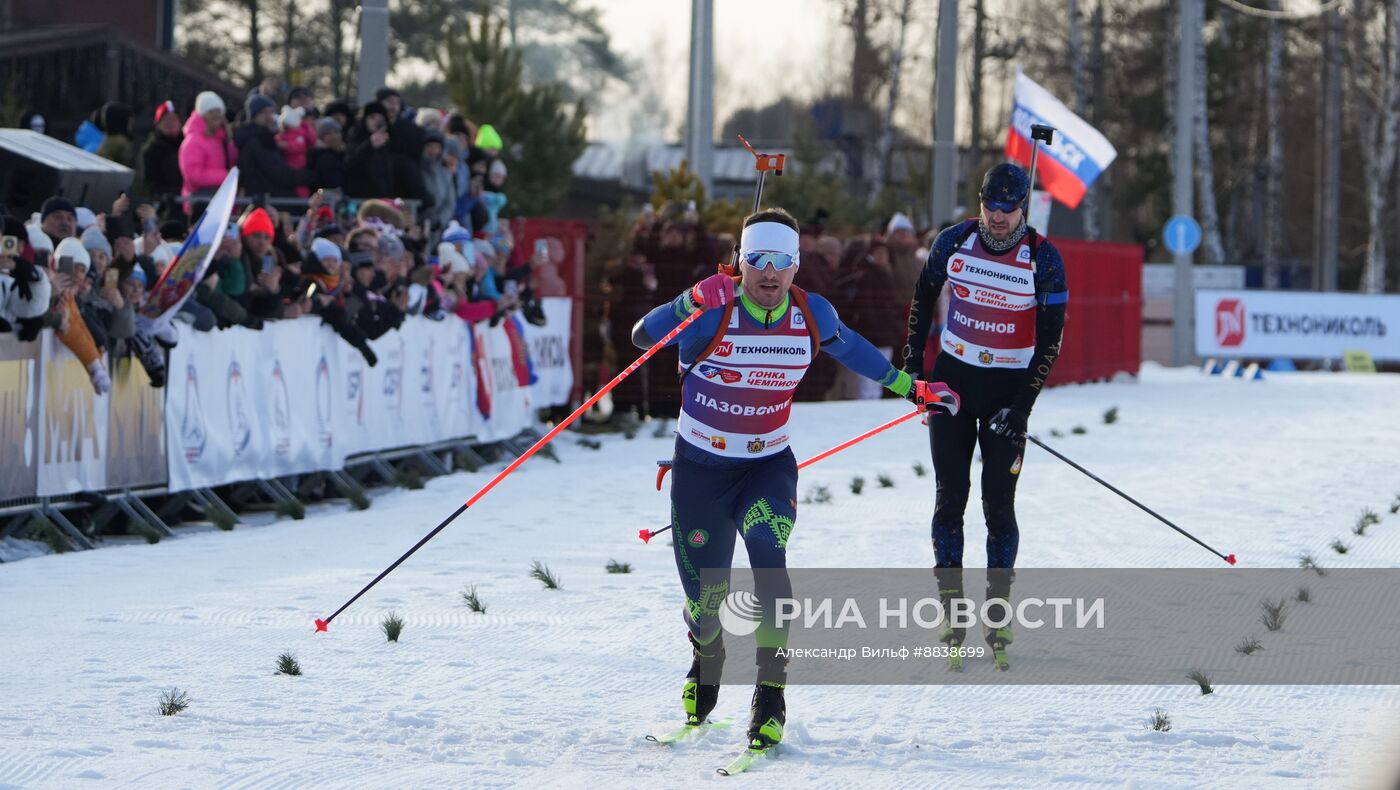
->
[[159, 218, 189, 243], [72, 208, 96, 235], [46, 236, 111, 393], [75, 226, 136, 356], [884, 211, 921, 294], [193, 220, 260, 331], [54, 237, 92, 282], [0, 215, 52, 332], [80, 225, 112, 260], [96, 102, 134, 166], [420, 129, 455, 230], [287, 86, 314, 110], [322, 100, 355, 133], [343, 102, 397, 198], [235, 207, 289, 321], [180, 92, 237, 198], [240, 208, 275, 240], [445, 112, 474, 155], [301, 236, 346, 303], [247, 77, 285, 112], [235, 95, 310, 198], [475, 124, 504, 153], [300, 231, 380, 366], [20, 111, 46, 135], [416, 107, 444, 132], [306, 117, 347, 193], [39, 197, 77, 245], [901, 164, 1069, 670], [311, 236, 342, 265], [485, 156, 507, 192], [441, 135, 475, 227], [245, 93, 275, 123], [373, 87, 402, 112], [442, 220, 472, 249], [276, 105, 312, 197], [370, 85, 426, 164], [141, 101, 185, 199]]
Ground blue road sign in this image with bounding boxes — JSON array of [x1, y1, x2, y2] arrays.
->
[[1163, 215, 1202, 256]]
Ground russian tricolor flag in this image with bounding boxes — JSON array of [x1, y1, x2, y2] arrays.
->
[[1004, 68, 1117, 210]]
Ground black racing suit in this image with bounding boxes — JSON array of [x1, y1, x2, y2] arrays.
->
[[902, 219, 1067, 642]]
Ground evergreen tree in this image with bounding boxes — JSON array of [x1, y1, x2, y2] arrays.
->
[[647, 160, 746, 237], [444, 14, 587, 216]]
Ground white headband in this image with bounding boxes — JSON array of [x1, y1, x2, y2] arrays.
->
[[739, 221, 799, 258]]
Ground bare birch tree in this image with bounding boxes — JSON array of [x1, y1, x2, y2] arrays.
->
[[1350, 0, 1400, 294], [1261, 0, 1283, 287], [873, 0, 914, 198], [1193, 0, 1226, 265]]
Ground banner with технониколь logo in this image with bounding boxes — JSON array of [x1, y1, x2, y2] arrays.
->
[[1195, 290, 1400, 361]]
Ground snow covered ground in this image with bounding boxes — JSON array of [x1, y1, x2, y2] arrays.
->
[[3, 364, 1400, 788]]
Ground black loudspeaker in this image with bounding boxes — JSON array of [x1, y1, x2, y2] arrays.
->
[[0, 130, 134, 216]]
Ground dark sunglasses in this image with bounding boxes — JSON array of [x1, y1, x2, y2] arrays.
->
[[982, 199, 1022, 214]]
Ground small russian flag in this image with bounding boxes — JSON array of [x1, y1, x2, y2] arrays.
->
[[1003, 68, 1117, 210]]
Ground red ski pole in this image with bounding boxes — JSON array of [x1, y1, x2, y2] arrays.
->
[[797, 410, 921, 469], [315, 308, 707, 632]]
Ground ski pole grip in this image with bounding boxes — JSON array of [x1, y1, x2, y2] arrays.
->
[[915, 380, 961, 416]]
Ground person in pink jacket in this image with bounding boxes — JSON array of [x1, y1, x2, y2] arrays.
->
[[276, 105, 312, 198], [178, 91, 237, 198]]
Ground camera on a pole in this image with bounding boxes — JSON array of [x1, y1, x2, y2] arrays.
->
[[1031, 124, 1056, 145]]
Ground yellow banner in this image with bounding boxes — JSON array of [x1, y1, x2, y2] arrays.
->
[[0, 337, 39, 501], [105, 355, 167, 489]]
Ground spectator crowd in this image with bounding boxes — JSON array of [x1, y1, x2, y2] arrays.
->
[[1, 82, 569, 395], [4, 79, 931, 417]]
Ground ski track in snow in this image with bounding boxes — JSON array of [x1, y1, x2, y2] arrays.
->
[[2, 364, 1400, 788]]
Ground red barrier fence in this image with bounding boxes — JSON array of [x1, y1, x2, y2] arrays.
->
[[1047, 237, 1143, 385], [551, 224, 1141, 409]]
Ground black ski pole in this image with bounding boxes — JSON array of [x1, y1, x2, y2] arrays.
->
[[1025, 435, 1237, 565]]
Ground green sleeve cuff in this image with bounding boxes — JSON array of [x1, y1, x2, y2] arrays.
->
[[885, 369, 913, 397]]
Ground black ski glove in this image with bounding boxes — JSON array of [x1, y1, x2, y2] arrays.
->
[[16, 316, 44, 342], [988, 408, 1028, 447]]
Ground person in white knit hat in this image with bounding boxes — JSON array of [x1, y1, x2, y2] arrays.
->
[[179, 91, 236, 198]]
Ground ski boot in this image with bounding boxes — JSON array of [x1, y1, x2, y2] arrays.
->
[[683, 633, 725, 726], [938, 588, 969, 672], [984, 596, 1013, 671], [746, 647, 788, 749]]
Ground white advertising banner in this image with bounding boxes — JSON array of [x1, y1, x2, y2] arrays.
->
[[164, 315, 537, 491], [521, 297, 575, 409], [1196, 290, 1400, 360], [474, 321, 532, 442], [250, 321, 343, 478], [345, 323, 413, 453], [165, 324, 269, 492], [335, 324, 378, 457], [432, 317, 476, 444], [36, 331, 110, 496]]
